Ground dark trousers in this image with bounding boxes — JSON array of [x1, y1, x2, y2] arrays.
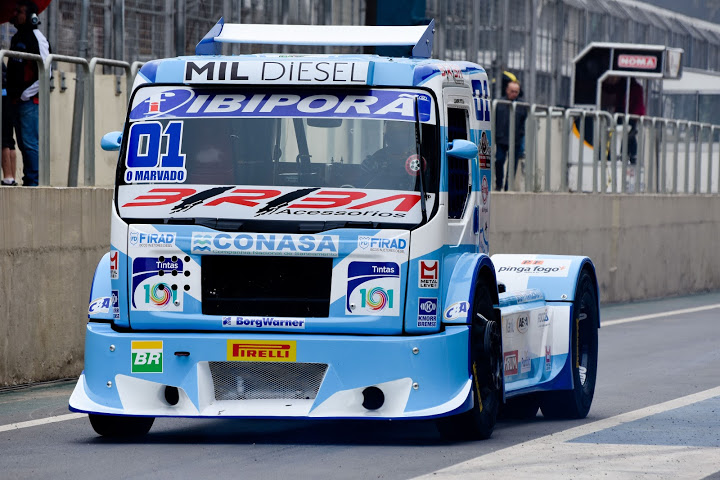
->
[[495, 144, 521, 191]]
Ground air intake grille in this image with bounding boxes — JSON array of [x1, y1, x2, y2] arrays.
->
[[209, 361, 328, 401], [201, 255, 333, 317]]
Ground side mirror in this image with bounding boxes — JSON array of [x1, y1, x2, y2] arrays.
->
[[101, 131, 123, 151], [446, 139, 479, 160]]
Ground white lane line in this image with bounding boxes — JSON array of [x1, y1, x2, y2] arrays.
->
[[0, 413, 85, 433], [603, 303, 720, 327], [415, 385, 720, 479]]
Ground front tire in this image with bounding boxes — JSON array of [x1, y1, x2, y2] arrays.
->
[[437, 281, 501, 440], [540, 269, 599, 419], [89, 414, 155, 437]]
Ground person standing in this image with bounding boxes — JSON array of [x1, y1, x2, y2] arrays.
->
[[6, 0, 50, 186], [602, 77, 646, 164], [2, 62, 18, 185], [494, 80, 527, 191]]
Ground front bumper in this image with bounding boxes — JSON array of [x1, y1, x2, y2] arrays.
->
[[69, 323, 472, 419]]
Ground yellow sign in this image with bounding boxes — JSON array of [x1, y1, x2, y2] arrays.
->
[[227, 340, 296, 362]]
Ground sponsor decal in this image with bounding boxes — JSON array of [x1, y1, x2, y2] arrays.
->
[[439, 64, 464, 84], [88, 297, 111, 315], [191, 232, 339, 257], [497, 259, 571, 277], [404, 155, 426, 176], [516, 315, 529, 334], [520, 350, 532, 374], [545, 346, 552, 372], [537, 310, 550, 327], [124, 121, 187, 184], [505, 317, 515, 334], [357, 235, 407, 254], [417, 297, 438, 328], [471, 79, 491, 122], [479, 131, 491, 155], [144, 283, 175, 307], [110, 250, 119, 279], [227, 340, 297, 362], [504, 350, 518, 376], [419, 260, 439, 289], [443, 301, 470, 321], [112, 290, 120, 320], [184, 60, 369, 85], [120, 186, 428, 223], [222, 316, 306, 329], [481, 175, 489, 205], [131, 340, 163, 373], [479, 131, 491, 170], [346, 262, 400, 316], [131, 88, 195, 120], [130, 86, 434, 124], [129, 229, 177, 248], [131, 257, 184, 310], [617, 54, 657, 70]]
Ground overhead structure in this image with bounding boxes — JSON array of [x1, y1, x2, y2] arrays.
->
[[195, 18, 436, 58], [571, 42, 684, 110]]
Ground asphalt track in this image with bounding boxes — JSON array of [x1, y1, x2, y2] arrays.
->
[[1, 292, 719, 480]]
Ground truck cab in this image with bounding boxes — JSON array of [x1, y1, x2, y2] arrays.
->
[[72, 20, 599, 440]]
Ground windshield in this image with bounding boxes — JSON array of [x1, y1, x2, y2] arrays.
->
[[118, 87, 438, 226], [120, 87, 437, 191]]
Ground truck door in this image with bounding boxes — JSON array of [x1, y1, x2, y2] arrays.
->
[[443, 90, 478, 250]]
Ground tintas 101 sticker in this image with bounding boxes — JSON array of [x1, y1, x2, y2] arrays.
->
[[346, 261, 400, 316]]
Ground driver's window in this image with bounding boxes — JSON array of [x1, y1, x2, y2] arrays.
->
[[447, 108, 470, 219]]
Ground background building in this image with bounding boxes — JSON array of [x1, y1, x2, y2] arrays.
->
[[2, 0, 719, 121]]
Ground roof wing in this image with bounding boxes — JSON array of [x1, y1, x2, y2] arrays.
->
[[195, 18, 435, 58]]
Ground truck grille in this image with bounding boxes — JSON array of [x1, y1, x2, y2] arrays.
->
[[209, 361, 328, 400], [201, 255, 332, 317]]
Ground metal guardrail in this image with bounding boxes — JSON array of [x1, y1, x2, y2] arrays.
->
[[509, 105, 720, 195], [85, 58, 132, 186], [0, 51, 133, 186], [1, 49, 719, 193], [0, 50, 47, 185]]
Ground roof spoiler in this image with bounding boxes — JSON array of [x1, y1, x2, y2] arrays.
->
[[195, 18, 436, 58]]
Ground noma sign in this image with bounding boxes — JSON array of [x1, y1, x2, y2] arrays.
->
[[617, 55, 657, 70]]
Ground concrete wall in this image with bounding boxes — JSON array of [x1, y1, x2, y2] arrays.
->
[[1, 188, 719, 385], [490, 193, 720, 303], [0, 188, 112, 386]]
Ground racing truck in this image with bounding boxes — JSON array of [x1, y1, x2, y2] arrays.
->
[[70, 20, 600, 440]]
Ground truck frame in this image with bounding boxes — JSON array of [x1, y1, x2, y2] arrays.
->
[[70, 20, 600, 440]]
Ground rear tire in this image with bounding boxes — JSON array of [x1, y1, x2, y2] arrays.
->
[[89, 414, 154, 437], [540, 269, 599, 419], [437, 281, 501, 440]]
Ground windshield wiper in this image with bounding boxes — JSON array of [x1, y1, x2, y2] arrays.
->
[[414, 96, 428, 224]]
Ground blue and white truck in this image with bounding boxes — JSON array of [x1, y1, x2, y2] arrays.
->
[[71, 20, 600, 440]]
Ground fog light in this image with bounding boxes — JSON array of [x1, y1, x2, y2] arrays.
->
[[362, 386, 385, 410], [164, 385, 180, 406]]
